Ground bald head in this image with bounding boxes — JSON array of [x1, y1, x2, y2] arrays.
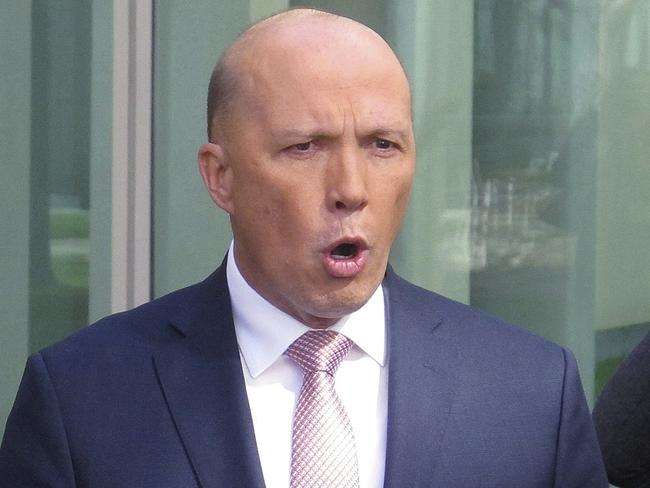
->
[[198, 7, 415, 327], [206, 8, 409, 141]]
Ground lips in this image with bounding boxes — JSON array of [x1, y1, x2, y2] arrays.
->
[[322, 238, 368, 278]]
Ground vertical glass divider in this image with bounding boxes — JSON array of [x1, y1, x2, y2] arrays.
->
[[112, 0, 152, 313]]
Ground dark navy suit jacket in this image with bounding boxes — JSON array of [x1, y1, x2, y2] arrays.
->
[[594, 330, 650, 487], [0, 262, 608, 487]]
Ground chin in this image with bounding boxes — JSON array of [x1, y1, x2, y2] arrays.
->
[[307, 290, 372, 321]]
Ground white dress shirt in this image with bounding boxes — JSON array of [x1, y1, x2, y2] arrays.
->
[[227, 243, 388, 488]]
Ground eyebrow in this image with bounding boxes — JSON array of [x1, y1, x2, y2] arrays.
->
[[369, 127, 411, 141], [271, 129, 333, 140], [272, 126, 412, 142]]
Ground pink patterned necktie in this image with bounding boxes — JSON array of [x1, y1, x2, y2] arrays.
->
[[285, 330, 360, 488]]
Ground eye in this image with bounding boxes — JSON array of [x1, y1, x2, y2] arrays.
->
[[374, 138, 394, 150], [293, 141, 312, 151], [283, 140, 319, 160]]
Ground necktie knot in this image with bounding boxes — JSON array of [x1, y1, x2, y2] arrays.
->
[[286, 330, 353, 375]]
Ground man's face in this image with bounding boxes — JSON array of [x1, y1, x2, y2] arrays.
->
[[206, 24, 415, 327]]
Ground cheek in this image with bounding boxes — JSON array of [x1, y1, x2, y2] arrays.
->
[[376, 168, 413, 209], [371, 171, 413, 240], [394, 165, 415, 207], [394, 181, 412, 212], [233, 169, 282, 216], [231, 183, 282, 243], [252, 187, 314, 242]]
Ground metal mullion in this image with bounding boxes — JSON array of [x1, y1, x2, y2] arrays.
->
[[111, 0, 152, 313]]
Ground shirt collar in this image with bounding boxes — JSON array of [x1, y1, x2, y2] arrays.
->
[[226, 241, 386, 378]]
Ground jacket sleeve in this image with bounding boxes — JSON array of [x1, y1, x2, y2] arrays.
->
[[553, 348, 609, 487], [0, 353, 76, 487], [594, 332, 650, 488]]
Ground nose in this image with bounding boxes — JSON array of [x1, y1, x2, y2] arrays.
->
[[326, 146, 369, 214]]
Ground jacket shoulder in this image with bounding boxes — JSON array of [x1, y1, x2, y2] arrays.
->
[[388, 270, 559, 348], [39, 270, 223, 365]]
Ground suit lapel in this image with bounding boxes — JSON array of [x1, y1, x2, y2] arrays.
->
[[383, 269, 461, 486], [151, 262, 459, 487], [153, 263, 266, 488]]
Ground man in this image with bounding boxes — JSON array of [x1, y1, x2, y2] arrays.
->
[[594, 330, 650, 487], [0, 8, 607, 487]]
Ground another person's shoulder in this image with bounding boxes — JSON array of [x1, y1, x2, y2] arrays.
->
[[594, 331, 650, 487]]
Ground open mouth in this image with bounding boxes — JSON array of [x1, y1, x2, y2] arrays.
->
[[322, 238, 368, 278], [330, 242, 359, 260]]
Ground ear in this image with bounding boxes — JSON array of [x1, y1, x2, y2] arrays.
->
[[198, 142, 235, 214]]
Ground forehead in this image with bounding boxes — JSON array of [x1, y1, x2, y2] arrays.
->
[[232, 21, 412, 132]]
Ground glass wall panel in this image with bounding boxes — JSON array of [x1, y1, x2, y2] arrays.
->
[[0, 1, 112, 438], [470, 0, 650, 401], [1, 0, 32, 441], [29, 1, 94, 352], [471, 0, 600, 395], [594, 0, 650, 392], [153, 1, 249, 297]]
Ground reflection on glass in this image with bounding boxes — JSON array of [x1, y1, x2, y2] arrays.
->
[[595, 0, 650, 393], [1, 1, 112, 441], [471, 0, 650, 400], [29, 1, 92, 352], [471, 160, 566, 273]]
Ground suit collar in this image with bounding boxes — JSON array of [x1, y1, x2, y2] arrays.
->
[[153, 260, 266, 488], [383, 267, 461, 486], [227, 246, 387, 378], [153, 260, 459, 487]]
